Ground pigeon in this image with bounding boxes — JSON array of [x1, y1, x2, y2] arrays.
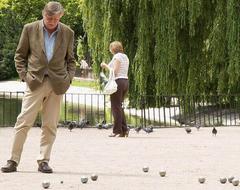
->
[[135, 126, 142, 133], [96, 120, 107, 129], [63, 120, 72, 126], [177, 118, 186, 125], [194, 124, 201, 131], [96, 123, 102, 129], [185, 127, 191, 134], [68, 121, 76, 132], [77, 119, 90, 129], [212, 127, 217, 136], [57, 123, 64, 128], [143, 126, 153, 134], [102, 123, 113, 129]]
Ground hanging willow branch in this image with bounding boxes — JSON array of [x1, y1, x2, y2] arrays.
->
[[81, 0, 240, 105]]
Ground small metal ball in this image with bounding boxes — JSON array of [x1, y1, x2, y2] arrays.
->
[[232, 179, 239, 186], [159, 170, 166, 177], [228, 176, 234, 183], [198, 177, 206, 184], [142, 166, 149, 172], [219, 177, 227, 184], [81, 176, 88, 184], [42, 181, 50, 189], [91, 174, 98, 181]]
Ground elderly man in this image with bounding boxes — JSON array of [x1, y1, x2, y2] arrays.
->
[[1, 1, 76, 173]]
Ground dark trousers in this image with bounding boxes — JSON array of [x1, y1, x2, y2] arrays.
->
[[110, 79, 129, 134]]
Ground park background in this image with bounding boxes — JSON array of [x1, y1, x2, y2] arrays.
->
[[0, 0, 240, 127], [1, 2, 240, 189]]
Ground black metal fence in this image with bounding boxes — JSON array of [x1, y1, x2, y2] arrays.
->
[[0, 91, 240, 127]]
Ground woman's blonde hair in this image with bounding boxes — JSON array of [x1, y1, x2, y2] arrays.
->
[[109, 41, 124, 54]]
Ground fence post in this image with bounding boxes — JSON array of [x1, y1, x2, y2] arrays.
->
[[140, 96, 146, 128], [64, 94, 67, 122], [104, 95, 106, 122]]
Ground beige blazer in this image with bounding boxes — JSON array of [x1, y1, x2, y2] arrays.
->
[[15, 20, 76, 95]]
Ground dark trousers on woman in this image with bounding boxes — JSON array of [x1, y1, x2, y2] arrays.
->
[[110, 79, 129, 135]]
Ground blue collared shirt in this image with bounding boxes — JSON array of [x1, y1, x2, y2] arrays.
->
[[43, 21, 60, 62]]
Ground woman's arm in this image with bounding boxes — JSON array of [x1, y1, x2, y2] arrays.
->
[[100, 62, 110, 70], [101, 58, 120, 75], [113, 59, 120, 75]]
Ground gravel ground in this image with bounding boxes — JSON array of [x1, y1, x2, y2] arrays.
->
[[1, 127, 240, 190]]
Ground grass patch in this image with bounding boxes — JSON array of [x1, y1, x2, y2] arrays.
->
[[71, 78, 99, 89]]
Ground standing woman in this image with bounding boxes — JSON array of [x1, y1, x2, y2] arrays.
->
[[101, 41, 129, 137]]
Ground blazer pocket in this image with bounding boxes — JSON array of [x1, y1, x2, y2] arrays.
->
[[24, 72, 38, 91]]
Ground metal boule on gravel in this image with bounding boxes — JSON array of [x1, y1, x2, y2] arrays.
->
[[81, 176, 88, 184], [60, 180, 64, 184], [219, 177, 227, 184], [42, 181, 50, 189], [159, 170, 166, 177], [198, 177, 206, 184], [228, 176, 234, 183], [91, 174, 98, 181], [232, 179, 239, 186], [142, 166, 149, 172]]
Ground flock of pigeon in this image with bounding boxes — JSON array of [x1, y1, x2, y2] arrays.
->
[[184, 124, 218, 136], [55, 119, 155, 134], [36, 119, 218, 137]]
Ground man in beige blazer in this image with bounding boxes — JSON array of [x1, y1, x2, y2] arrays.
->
[[1, 1, 76, 173]]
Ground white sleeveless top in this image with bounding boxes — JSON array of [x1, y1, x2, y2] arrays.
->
[[108, 53, 129, 79]]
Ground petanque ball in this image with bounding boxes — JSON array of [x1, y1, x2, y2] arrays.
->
[[42, 181, 50, 189], [232, 179, 239, 186], [142, 166, 149, 172], [159, 170, 166, 177], [219, 177, 227, 184], [198, 177, 206, 184], [91, 174, 98, 181], [228, 176, 234, 183], [81, 176, 88, 184]]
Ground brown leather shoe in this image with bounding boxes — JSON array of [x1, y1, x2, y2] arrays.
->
[[38, 162, 53, 173], [1, 160, 17, 173]]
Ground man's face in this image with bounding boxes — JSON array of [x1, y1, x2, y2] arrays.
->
[[43, 13, 62, 31]]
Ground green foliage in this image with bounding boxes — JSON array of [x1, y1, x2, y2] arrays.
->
[[81, 0, 240, 107], [1, 0, 240, 106], [71, 78, 98, 89], [226, 0, 240, 93], [133, 0, 155, 100], [0, 0, 84, 80], [82, 0, 103, 70]]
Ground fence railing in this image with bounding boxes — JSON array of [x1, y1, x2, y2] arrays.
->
[[0, 92, 240, 127]]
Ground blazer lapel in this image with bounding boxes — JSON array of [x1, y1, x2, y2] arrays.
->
[[38, 21, 46, 55], [53, 25, 63, 55]]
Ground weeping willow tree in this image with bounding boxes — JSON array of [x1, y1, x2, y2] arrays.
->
[[81, 0, 240, 105], [153, 0, 178, 96], [226, 0, 240, 93], [81, 0, 105, 74], [133, 0, 155, 106], [208, 0, 228, 94]]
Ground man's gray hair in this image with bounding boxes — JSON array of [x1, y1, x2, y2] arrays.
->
[[42, 1, 64, 16]]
